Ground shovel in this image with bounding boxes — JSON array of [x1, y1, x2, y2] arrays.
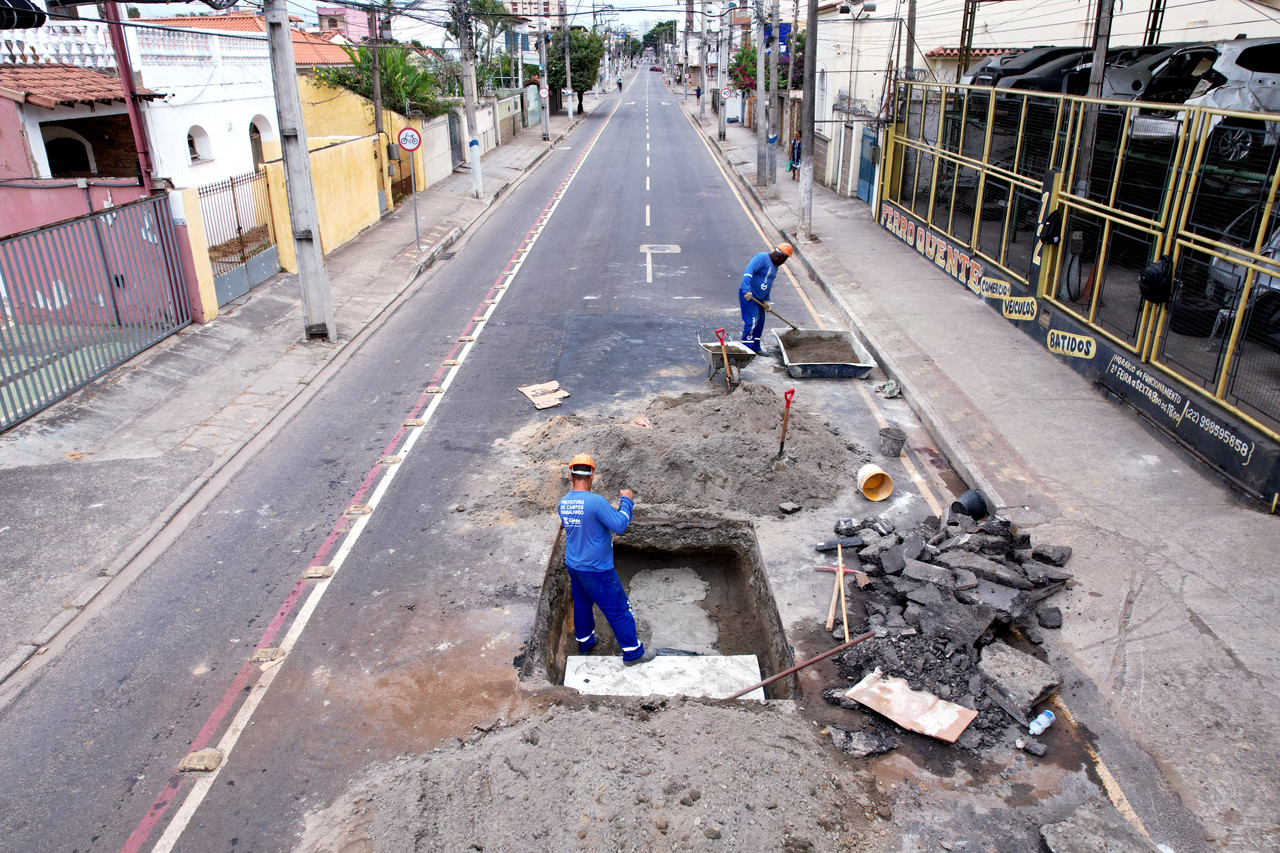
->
[[774, 388, 795, 462], [747, 294, 800, 331], [715, 327, 732, 392]]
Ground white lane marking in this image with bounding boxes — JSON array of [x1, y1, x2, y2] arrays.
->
[[646, 143, 650, 152], [646, 205, 650, 227], [646, 252, 652, 283], [671, 296, 702, 300], [150, 95, 627, 853], [646, 157, 650, 168], [646, 176, 650, 191]]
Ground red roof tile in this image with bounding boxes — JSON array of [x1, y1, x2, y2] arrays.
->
[[0, 63, 159, 108], [925, 47, 1016, 58]]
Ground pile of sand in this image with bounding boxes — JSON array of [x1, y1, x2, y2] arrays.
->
[[489, 384, 869, 519], [294, 697, 891, 853]]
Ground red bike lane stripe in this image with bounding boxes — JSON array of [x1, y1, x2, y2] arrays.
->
[[121, 119, 612, 853]]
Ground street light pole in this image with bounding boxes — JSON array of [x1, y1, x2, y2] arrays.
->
[[798, 0, 817, 237]]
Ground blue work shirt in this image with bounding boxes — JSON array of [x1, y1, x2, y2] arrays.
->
[[740, 251, 779, 302], [558, 490, 634, 572]]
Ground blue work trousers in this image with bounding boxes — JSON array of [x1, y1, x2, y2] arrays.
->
[[739, 289, 765, 352], [566, 567, 644, 660]]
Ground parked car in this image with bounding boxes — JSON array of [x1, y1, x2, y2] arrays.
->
[[1129, 38, 1280, 174], [1059, 44, 1191, 97], [968, 46, 1087, 87], [995, 49, 1092, 92], [1170, 204, 1280, 347]]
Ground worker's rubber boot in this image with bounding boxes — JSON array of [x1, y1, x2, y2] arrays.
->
[[623, 648, 657, 667]]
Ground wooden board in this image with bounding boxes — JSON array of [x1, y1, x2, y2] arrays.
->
[[518, 381, 570, 409]]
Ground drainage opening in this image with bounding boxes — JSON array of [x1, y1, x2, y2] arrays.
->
[[521, 515, 796, 699]]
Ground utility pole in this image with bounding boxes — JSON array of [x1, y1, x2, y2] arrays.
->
[[798, 0, 817, 238], [904, 0, 916, 77], [264, 0, 334, 340], [699, 0, 708, 119], [367, 6, 386, 211], [103, 2, 154, 194], [1076, 0, 1115, 197], [755, 0, 766, 186], [562, 14, 574, 116], [539, 22, 550, 140], [683, 0, 691, 101], [454, 0, 484, 198], [767, 0, 779, 190], [783, 0, 799, 141], [718, 21, 727, 140]]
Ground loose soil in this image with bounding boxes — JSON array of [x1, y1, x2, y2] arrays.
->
[[294, 696, 895, 853], [473, 383, 869, 521], [777, 330, 862, 365]]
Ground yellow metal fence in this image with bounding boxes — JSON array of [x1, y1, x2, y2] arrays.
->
[[883, 81, 1280, 440]]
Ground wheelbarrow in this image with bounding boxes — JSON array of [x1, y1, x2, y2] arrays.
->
[[698, 332, 757, 385]]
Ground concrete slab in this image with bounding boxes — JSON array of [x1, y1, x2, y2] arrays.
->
[[979, 641, 1061, 719], [564, 654, 764, 700]]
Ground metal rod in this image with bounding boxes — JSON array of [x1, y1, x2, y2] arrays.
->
[[726, 631, 875, 700]]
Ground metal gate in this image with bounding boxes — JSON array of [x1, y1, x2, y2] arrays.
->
[[197, 170, 279, 306], [447, 111, 465, 166], [857, 129, 875, 202], [0, 195, 192, 431]]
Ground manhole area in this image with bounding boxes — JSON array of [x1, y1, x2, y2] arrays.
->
[[521, 516, 796, 699]]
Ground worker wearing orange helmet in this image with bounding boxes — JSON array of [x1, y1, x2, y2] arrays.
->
[[739, 242, 793, 353], [556, 453, 655, 666]]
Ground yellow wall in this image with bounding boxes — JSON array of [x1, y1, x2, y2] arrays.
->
[[175, 186, 219, 321], [262, 136, 380, 273], [299, 73, 432, 198]]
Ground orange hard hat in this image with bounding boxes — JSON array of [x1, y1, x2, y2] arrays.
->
[[775, 242, 794, 257], [569, 453, 596, 474]]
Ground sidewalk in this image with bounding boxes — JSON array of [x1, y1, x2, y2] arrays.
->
[[687, 100, 1278, 850], [0, 94, 606, 685]]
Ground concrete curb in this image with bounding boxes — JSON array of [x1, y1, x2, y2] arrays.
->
[[713, 141, 1017, 517]]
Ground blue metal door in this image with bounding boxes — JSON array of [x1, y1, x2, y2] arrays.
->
[[857, 130, 875, 202]]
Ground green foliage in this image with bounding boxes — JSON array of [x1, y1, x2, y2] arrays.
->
[[729, 44, 761, 92], [628, 37, 643, 58], [125, 5, 140, 18], [313, 44, 450, 119], [642, 21, 676, 52], [547, 29, 606, 95]]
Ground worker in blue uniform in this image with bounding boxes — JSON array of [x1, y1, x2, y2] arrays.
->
[[739, 242, 793, 352], [557, 453, 656, 666]]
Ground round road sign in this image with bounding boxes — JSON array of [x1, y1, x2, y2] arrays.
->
[[539, 86, 550, 100], [397, 126, 422, 152], [720, 87, 732, 101]]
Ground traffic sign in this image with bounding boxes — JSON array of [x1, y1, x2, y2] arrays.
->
[[397, 126, 421, 152], [720, 87, 731, 101], [539, 86, 549, 100]]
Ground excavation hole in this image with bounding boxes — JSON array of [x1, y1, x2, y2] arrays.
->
[[521, 515, 796, 699]]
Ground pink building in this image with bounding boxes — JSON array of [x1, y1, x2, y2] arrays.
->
[[315, 7, 370, 40]]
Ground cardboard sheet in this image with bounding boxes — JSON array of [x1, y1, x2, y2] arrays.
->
[[518, 381, 570, 409], [844, 668, 978, 743]]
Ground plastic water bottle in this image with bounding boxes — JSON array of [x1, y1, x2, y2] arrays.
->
[[1028, 710, 1055, 736]]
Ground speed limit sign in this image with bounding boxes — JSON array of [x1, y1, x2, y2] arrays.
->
[[720, 86, 732, 101], [397, 126, 422, 152]]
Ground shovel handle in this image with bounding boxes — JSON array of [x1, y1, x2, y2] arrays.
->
[[784, 388, 795, 409], [715, 327, 726, 345]]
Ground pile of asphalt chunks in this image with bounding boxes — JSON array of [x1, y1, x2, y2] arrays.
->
[[822, 509, 1074, 755]]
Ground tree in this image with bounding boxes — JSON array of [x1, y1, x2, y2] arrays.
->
[[547, 29, 605, 112], [628, 37, 642, 59], [785, 29, 806, 89], [313, 44, 450, 119], [642, 20, 675, 55], [729, 44, 760, 92], [126, 5, 140, 18]]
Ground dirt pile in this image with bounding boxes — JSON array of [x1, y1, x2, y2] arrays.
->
[[819, 511, 1074, 754], [493, 383, 869, 519], [294, 697, 894, 853]]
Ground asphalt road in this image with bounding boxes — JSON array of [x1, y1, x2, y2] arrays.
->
[[0, 73, 848, 852]]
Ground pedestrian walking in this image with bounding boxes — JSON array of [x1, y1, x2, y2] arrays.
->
[[738, 243, 793, 352], [788, 131, 802, 181], [557, 454, 655, 666], [617, 75, 623, 91], [695, 85, 703, 104]]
